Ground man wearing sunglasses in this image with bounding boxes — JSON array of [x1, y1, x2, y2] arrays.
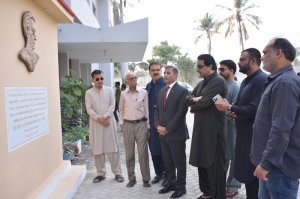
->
[[218, 60, 241, 198], [187, 54, 227, 199], [85, 70, 124, 184]]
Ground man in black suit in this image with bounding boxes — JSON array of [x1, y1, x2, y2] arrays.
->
[[155, 65, 189, 198]]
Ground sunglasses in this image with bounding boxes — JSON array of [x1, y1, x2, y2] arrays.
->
[[95, 77, 104, 81], [197, 64, 206, 69], [218, 68, 227, 72]]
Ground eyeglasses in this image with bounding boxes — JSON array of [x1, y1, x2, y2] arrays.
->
[[197, 64, 206, 69], [95, 77, 104, 81], [128, 76, 137, 81], [218, 68, 227, 72]]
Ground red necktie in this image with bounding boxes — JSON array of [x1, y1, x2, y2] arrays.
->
[[163, 86, 169, 108]]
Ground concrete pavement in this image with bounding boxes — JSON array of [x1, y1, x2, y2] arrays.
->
[[72, 112, 300, 199]]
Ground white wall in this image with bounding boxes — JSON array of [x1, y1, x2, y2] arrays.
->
[[68, 0, 100, 28]]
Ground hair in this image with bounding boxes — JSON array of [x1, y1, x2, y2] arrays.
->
[[242, 48, 261, 66], [124, 71, 136, 81], [149, 62, 161, 70], [91, 70, 103, 78], [121, 83, 127, 90], [115, 81, 120, 86], [271, 38, 296, 62], [219, 59, 237, 74], [164, 65, 178, 74], [197, 54, 217, 70]]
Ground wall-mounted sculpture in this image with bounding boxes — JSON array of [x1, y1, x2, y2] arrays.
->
[[19, 11, 39, 72]]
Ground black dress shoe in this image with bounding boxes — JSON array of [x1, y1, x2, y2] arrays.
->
[[143, 181, 151, 187], [170, 189, 186, 198], [159, 185, 175, 194], [151, 175, 163, 184], [93, 175, 105, 183], [126, 180, 137, 187]]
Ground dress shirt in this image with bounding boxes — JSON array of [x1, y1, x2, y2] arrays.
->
[[251, 65, 300, 179], [166, 81, 176, 98], [119, 88, 150, 128]]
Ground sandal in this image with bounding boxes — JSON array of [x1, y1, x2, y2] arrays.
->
[[93, 175, 105, 183], [115, 175, 124, 182]]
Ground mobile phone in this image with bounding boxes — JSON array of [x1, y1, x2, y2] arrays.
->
[[212, 94, 223, 103]]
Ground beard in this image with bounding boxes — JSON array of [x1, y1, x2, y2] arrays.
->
[[239, 62, 251, 74]]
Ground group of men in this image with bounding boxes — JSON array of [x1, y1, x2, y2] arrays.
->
[[84, 37, 300, 199]]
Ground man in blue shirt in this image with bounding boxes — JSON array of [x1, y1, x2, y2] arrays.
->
[[146, 62, 166, 185], [251, 37, 300, 198]]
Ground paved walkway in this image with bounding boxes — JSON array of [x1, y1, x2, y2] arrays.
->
[[72, 112, 300, 199]]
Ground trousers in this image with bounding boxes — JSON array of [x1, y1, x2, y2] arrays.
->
[[122, 121, 150, 182]]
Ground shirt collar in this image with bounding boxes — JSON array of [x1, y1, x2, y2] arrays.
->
[[245, 68, 262, 81], [151, 76, 164, 85], [126, 88, 139, 93], [167, 81, 177, 89], [268, 64, 293, 80], [204, 71, 218, 81]]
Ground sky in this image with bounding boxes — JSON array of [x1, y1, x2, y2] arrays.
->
[[123, 0, 300, 67]]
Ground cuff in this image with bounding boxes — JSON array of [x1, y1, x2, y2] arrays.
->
[[260, 159, 273, 171]]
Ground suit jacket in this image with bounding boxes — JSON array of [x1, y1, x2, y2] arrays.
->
[[154, 82, 189, 141]]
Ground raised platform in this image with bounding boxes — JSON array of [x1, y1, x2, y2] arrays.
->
[[29, 161, 86, 199]]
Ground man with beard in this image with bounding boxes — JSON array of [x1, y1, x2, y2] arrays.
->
[[187, 54, 227, 199], [215, 48, 267, 199], [145, 62, 166, 185], [218, 60, 241, 198], [251, 38, 300, 198]]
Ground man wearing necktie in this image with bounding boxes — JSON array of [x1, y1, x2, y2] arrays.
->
[[155, 65, 189, 198]]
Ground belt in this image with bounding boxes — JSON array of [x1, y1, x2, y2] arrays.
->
[[124, 117, 147, 124]]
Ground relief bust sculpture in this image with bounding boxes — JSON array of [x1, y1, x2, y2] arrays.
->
[[19, 11, 39, 72]]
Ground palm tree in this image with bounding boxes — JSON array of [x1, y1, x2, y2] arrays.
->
[[217, 0, 262, 50], [112, 0, 140, 25], [195, 13, 219, 54]]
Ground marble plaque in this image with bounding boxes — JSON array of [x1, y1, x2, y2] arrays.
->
[[5, 87, 49, 151]]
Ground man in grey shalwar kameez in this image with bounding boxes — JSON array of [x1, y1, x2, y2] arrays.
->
[[218, 60, 241, 197], [85, 70, 124, 183]]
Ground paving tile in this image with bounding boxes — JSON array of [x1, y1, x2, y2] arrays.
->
[[72, 112, 300, 199]]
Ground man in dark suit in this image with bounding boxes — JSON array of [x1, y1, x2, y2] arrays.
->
[[155, 65, 189, 198]]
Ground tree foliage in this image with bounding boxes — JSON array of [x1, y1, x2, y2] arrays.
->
[[177, 54, 196, 82], [195, 13, 219, 54], [148, 41, 197, 84], [217, 0, 262, 50], [294, 47, 300, 66], [148, 41, 181, 66], [60, 76, 88, 132]]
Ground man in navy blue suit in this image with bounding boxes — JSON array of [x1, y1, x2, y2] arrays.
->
[[155, 65, 189, 198], [146, 62, 166, 185]]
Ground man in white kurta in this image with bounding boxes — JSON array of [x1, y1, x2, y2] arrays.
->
[[85, 70, 124, 183]]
